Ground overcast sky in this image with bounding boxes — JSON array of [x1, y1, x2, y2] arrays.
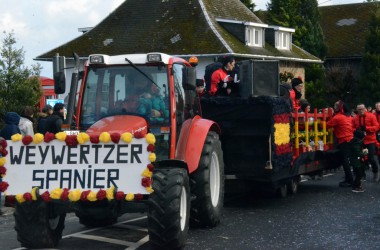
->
[[0, 0, 366, 78]]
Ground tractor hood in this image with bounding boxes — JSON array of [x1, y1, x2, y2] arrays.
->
[[86, 115, 148, 135]]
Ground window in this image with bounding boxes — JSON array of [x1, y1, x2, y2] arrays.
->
[[276, 31, 291, 50], [246, 26, 263, 47]]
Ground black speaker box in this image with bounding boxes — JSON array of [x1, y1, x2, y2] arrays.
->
[[238, 60, 279, 97]]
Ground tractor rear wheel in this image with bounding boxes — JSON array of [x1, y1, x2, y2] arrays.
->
[[190, 131, 224, 228], [148, 167, 190, 250], [14, 201, 66, 248]]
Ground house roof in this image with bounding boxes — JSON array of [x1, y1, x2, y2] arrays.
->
[[319, 2, 379, 59], [36, 0, 320, 63]]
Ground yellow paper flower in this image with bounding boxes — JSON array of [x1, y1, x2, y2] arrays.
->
[[145, 133, 156, 145], [99, 132, 111, 143], [274, 123, 290, 145], [1, 174, 4, 178], [146, 187, 154, 193], [31, 187, 38, 201], [50, 188, 63, 199], [33, 133, 44, 144], [77, 132, 90, 144], [68, 189, 81, 202], [15, 194, 25, 203], [56, 132, 67, 141], [149, 153, 156, 162], [11, 133, 22, 142], [0, 157, 5, 167], [87, 191, 97, 201], [142, 168, 153, 178], [121, 132, 133, 143], [125, 193, 134, 201], [106, 186, 115, 200]]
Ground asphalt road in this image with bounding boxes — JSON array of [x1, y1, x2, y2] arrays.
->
[[1, 170, 380, 250]]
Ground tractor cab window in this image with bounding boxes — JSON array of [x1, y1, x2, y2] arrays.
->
[[80, 65, 169, 129]]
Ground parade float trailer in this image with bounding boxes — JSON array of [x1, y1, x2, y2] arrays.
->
[[0, 53, 339, 249]]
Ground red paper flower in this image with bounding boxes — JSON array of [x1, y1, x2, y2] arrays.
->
[[40, 191, 51, 202], [134, 131, 145, 139], [147, 163, 154, 172], [65, 135, 78, 147], [135, 193, 143, 201], [96, 189, 107, 201], [1, 148, 8, 157], [0, 181, 9, 192], [116, 191, 125, 200], [44, 132, 55, 143], [90, 135, 100, 144], [111, 133, 121, 144], [0, 166, 7, 175], [141, 177, 152, 187], [61, 188, 70, 201], [147, 144, 155, 152], [0, 139, 7, 148], [6, 195, 15, 204], [80, 190, 91, 201], [23, 192, 33, 201], [22, 135, 33, 145]]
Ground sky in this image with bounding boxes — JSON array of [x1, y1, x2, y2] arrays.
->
[[0, 0, 367, 78]]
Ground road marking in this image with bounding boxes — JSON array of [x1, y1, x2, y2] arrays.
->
[[63, 216, 147, 238]]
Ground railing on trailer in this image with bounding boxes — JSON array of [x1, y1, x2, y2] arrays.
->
[[292, 108, 335, 158]]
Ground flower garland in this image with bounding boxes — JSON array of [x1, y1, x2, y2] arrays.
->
[[0, 131, 156, 204], [273, 114, 291, 156]]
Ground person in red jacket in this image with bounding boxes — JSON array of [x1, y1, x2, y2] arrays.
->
[[327, 100, 362, 191], [289, 77, 303, 112], [352, 103, 380, 181], [209, 55, 236, 96]]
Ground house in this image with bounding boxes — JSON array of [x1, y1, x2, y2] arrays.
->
[[35, 0, 321, 98], [319, 2, 380, 78]]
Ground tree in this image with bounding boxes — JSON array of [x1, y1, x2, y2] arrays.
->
[[240, 0, 256, 11], [358, 6, 380, 106], [0, 31, 42, 120]]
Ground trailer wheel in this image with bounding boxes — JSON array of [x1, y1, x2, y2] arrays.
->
[[288, 176, 301, 195], [190, 131, 224, 228], [148, 168, 190, 250], [14, 201, 66, 248], [277, 183, 288, 198]]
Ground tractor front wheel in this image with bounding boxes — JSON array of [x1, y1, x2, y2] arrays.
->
[[14, 201, 66, 248], [148, 167, 190, 250]]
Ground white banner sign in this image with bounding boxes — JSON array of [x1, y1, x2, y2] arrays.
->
[[3, 139, 150, 195]]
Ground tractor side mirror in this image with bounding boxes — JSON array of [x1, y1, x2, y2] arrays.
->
[[53, 54, 66, 94]]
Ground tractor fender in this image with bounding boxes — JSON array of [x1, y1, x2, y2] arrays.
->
[[176, 116, 221, 174]]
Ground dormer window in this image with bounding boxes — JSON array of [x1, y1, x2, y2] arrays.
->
[[276, 31, 290, 50], [215, 18, 268, 48], [268, 26, 295, 51], [246, 26, 263, 47]]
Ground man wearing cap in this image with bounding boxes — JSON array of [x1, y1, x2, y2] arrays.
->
[[290, 77, 303, 112], [45, 103, 65, 134]]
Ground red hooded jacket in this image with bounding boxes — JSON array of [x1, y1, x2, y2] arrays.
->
[[352, 112, 379, 144], [326, 113, 353, 144]]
